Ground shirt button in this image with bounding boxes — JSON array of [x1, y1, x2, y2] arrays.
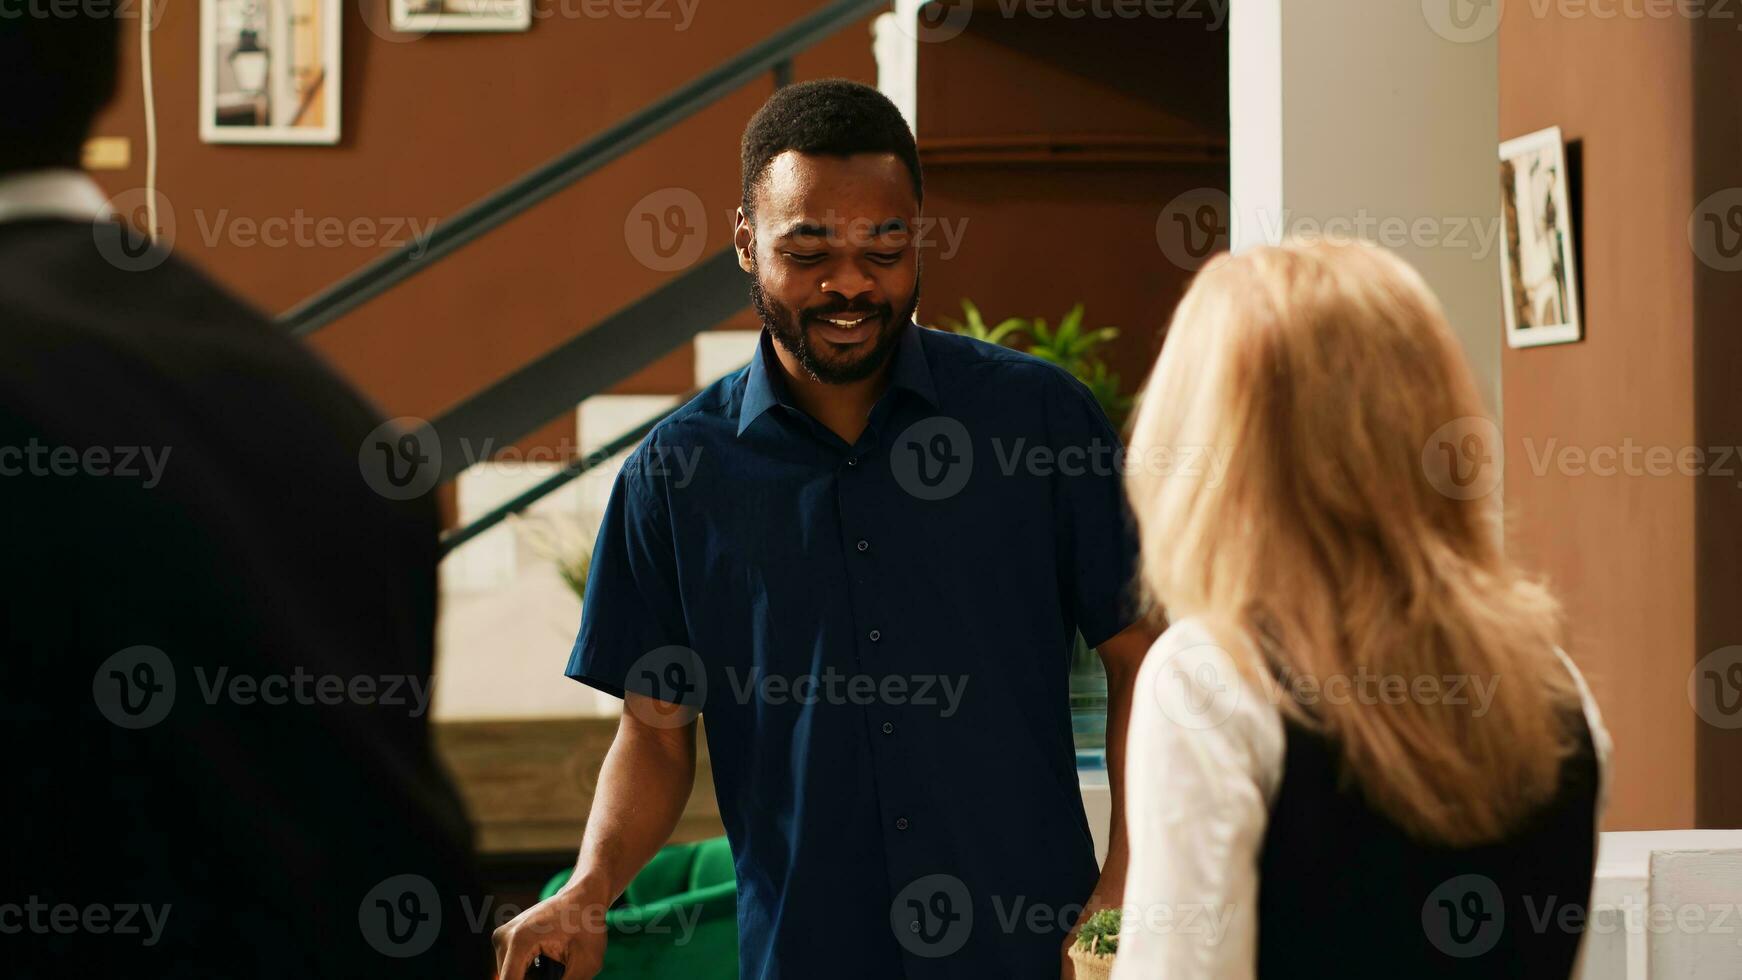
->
[[882, 722, 894, 734], [856, 539, 869, 552], [868, 629, 882, 642], [847, 457, 859, 467], [895, 817, 909, 831]]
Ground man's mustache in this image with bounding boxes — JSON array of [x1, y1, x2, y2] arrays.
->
[[801, 301, 890, 321]]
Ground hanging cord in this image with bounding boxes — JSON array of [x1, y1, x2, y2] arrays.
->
[[140, 0, 159, 240]]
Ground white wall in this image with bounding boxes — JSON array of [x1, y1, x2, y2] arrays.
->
[[1230, 0, 1503, 413]]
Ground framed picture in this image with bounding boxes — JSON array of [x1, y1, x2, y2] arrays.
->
[[391, 0, 531, 32], [1499, 126, 1582, 347], [200, 0, 341, 144]]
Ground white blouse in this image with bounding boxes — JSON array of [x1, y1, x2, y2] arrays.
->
[[1111, 619, 1613, 980]]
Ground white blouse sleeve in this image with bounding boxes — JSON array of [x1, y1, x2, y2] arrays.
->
[[1112, 620, 1285, 980]]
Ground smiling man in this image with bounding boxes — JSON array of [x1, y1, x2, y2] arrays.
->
[[494, 79, 1154, 980]]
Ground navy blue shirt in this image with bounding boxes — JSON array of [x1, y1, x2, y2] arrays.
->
[[567, 321, 1140, 979]]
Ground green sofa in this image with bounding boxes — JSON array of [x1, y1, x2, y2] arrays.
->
[[539, 836, 738, 979]]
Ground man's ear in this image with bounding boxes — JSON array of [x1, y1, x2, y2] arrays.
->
[[734, 207, 755, 274]]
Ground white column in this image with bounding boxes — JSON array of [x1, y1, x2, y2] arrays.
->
[[1230, 0, 1503, 412]]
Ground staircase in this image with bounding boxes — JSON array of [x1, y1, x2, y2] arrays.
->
[[433, 329, 762, 721]]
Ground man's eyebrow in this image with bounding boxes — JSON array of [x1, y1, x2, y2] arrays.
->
[[772, 218, 911, 240], [774, 221, 830, 240]]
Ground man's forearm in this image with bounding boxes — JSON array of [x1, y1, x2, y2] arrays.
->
[[565, 708, 698, 904], [1088, 622, 1158, 906]]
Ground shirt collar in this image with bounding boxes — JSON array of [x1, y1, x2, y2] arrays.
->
[[737, 319, 939, 437], [0, 169, 113, 225]]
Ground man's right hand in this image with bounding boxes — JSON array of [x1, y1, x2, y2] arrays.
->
[[493, 881, 612, 980]]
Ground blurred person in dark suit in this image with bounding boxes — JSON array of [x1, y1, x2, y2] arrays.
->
[[0, 15, 490, 977]]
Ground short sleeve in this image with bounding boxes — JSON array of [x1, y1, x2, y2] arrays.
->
[[1045, 370, 1142, 648], [564, 443, 691, 699]]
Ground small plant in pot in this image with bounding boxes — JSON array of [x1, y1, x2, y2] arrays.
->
[[1070, 907, 1121, 979]]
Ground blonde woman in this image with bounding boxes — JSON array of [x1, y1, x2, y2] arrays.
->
[[1114, 241, 1610, 979]]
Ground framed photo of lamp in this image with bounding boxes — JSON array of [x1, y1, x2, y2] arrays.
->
[[200, 0, 341, 144], [1499, 126, 1582, 348], [391, 0, 532, 32]]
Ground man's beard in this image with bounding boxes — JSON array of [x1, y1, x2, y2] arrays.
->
[[750, 262, 920, 385]]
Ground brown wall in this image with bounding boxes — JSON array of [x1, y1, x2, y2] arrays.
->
[[90, 1, 881, 425], [1691, 16, 1742, 828], [1501, 9, 1741, 828], [915, 12, 1228, 403]]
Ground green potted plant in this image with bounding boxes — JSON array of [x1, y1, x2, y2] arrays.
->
[[1069, 907, 1121, 980], [939, 300, 1132, 768], [509, 511, 593, 602]]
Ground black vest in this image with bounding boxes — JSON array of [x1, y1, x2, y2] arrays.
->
[[1255, 707, 1600, 978]]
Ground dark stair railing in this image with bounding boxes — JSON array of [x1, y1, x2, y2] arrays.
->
[[278, 0, 888, 336], [271, 0, 892, 554]]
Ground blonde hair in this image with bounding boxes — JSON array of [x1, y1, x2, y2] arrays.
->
[[1127, 240, 1580, 847]]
